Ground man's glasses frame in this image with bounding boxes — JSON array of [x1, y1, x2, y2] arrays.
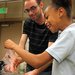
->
[[24, 5, 38, 13]]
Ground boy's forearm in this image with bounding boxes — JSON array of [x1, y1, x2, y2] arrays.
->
[[4, 39, 53, 69], [12, 44, 53, 69]]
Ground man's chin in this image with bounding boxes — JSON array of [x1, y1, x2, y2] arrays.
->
[[31, 17, 36, 20]]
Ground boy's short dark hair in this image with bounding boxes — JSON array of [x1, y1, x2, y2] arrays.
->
[[51, 0, 72, 18]]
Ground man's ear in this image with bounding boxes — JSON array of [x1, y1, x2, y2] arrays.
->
[[39, 2, 44, 8], [58, 7, 65, 18]]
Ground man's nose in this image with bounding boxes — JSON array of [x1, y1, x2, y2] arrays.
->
[[28, 11, 34, 16]]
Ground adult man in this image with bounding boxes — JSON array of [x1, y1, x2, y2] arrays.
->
[[4, 0, 58, 75]]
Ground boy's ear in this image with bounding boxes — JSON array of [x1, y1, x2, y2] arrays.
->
[[58, 7, 65, 18]]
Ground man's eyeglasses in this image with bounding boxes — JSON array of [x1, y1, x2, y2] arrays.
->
[[24, 6, 38, 13]]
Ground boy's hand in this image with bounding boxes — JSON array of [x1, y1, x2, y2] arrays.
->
[[4, 39, 16, 50]]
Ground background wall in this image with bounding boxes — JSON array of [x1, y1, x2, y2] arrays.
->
[[0, 23, 22, 59]]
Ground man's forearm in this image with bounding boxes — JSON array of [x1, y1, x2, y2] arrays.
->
[[34, 60, 52, 74]]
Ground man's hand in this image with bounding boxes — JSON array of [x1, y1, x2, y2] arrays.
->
[[4, 39, 16, 50], [24, 69, 39, 75]]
